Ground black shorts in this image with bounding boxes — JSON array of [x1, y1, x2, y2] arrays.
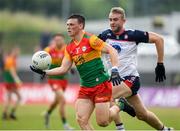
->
[[123, 76, 140, 96]]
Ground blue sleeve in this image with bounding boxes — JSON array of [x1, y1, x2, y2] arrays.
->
[[98, 33, 103, 39], [133, 30, 149, 44], [98, 29, 111, 42], [98, 33, 106, 42]]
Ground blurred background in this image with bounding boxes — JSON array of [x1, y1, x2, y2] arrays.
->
[[0, 0, 180, 130]]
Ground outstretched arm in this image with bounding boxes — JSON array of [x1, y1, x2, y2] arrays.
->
[[45, 57, 73, 76], [30, 56, 73, 77]]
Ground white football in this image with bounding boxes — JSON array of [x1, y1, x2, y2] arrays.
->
[[32, 51, 52, 70]]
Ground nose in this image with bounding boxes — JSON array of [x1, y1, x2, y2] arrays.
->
[[67, 26, 70, 30]]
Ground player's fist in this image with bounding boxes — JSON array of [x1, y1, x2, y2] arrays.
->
[[155, 63, 166, 82], [30, 65, 46, 79], [109, 67, 123, 86]]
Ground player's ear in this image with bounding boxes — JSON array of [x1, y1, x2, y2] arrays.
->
[[122, 18, 126, 23], [79, 23, 84, 29]]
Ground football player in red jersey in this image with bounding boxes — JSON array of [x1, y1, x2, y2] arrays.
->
[[2, 47, 22, 120], [44, 34, 73, 130]]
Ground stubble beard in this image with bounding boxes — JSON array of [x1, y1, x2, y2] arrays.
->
[[113, 26, 121, 34]]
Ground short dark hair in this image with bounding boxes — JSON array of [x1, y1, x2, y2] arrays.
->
[[68, 14, 85, 29], [52, 33, 65, 38]]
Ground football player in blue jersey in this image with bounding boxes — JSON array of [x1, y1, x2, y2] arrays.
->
[[99, 7, 173, 131]]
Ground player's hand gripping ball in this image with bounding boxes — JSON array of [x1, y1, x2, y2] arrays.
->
[[32, 51, 52, 70]]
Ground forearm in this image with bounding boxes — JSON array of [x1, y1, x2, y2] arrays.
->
[[149, 32, 164, 63], [101, 43, 119, 67], [155, 37, 164, 63], [10, 68, 21, 83], [45, 66, 68, 76], [109, 47, 119, 67]]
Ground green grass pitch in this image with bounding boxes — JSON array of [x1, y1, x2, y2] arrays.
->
[[0, 104, 180, 130]]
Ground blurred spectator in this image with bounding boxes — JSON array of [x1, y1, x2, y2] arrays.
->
[[0, 31, 4, 79], [40, 30, 51, 50], [0, 48, 4, 73], [2, 47, 22, 120]]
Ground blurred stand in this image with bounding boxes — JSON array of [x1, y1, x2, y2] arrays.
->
[[0, 13, 180, 87]]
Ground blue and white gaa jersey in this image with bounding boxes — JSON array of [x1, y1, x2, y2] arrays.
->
[[99, 29, 149, 77]]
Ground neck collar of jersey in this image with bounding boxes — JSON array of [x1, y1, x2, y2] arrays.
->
[[73, 30, 85, 45], [114, 28, 125, 35]]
